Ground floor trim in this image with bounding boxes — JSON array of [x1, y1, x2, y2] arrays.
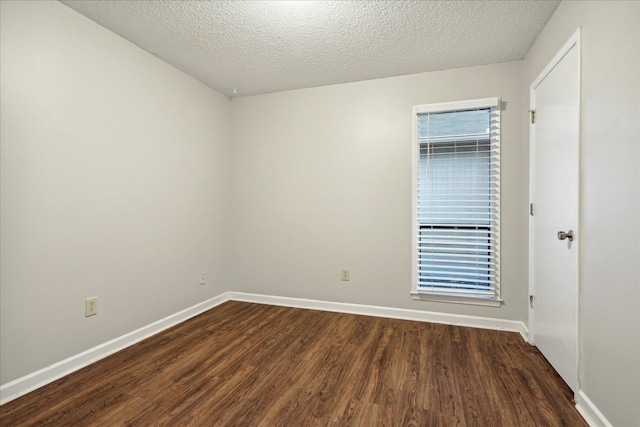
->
[[3, 291, 610, 425], [228, 292, 529, 340], [576, 389, 613, 427], [1, 291, 535, 407], [0, 293, 230, 405]]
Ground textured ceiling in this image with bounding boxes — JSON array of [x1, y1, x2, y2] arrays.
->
[[60, 0, 560, 97]]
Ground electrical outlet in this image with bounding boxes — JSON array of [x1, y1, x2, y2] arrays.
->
[[341, 269, 350, 281], [85, 297, 97, 317], [200, 272, 206, 285]]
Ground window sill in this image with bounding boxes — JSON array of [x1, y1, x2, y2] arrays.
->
[[411, 292, 503, 307]]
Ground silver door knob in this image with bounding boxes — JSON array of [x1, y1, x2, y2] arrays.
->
[[557, 230, 574, 241]]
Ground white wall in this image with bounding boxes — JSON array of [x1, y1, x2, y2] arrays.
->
[[230, 62, 527, 321], [0, 1, 231, 384], [523, 1, 640, 425]]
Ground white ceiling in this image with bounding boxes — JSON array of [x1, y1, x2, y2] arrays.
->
[[60, 0, 560, 98]]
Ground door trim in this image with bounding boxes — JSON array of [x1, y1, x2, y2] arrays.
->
[[528, 28, 582, 392]]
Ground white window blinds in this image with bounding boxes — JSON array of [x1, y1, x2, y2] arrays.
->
[[412, 98, 501, 302]]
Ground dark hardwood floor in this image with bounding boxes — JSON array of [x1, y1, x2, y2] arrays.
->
[[0, 301, 587, 426]]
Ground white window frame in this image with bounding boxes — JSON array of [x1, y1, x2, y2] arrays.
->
[[411, 97, 502, 307]]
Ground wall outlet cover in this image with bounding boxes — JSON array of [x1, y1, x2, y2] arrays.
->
[[85, 297, 97, 317]]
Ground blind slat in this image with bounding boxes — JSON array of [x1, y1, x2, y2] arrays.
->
[[419, 252, 499, 261], [418, 286, 495, 295], [418, 281, 496, 291]]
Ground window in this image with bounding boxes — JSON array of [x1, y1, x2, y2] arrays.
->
[[411, 98, 501, 306]]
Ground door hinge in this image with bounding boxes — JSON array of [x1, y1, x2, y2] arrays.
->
[[530, 203, 534, 216], [529, 110, 536, 124], [529, 295, 534, 308]]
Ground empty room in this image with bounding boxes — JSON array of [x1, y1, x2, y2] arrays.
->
[[1, 1, 638, 426]]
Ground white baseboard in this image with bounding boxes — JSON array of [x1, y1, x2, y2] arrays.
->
[[1, 290, 530, 406], [227, 292, 529, 341], [3, 290, 612, 427], [0, 293, 231, 405], [576, 390, 613, 427]]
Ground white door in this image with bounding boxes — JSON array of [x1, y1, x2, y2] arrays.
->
[[529, 30, 581, 391]]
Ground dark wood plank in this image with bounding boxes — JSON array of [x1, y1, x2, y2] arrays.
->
[[0, 301, 588, 426]]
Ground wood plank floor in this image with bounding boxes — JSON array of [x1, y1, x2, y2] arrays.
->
[[0, 301, 587, 426]]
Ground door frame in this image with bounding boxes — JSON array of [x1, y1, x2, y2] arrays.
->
[[528, 28, 582, 392]]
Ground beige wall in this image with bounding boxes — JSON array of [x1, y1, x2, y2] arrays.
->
[[230, 62, 527, 321], [0, 1, 231, 384], [523, 1, 640, 425]]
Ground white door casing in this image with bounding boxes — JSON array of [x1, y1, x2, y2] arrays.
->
[[528, 29, 581, 392]]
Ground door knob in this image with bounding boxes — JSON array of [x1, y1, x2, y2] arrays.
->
[[557, 230, 574, 242]]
